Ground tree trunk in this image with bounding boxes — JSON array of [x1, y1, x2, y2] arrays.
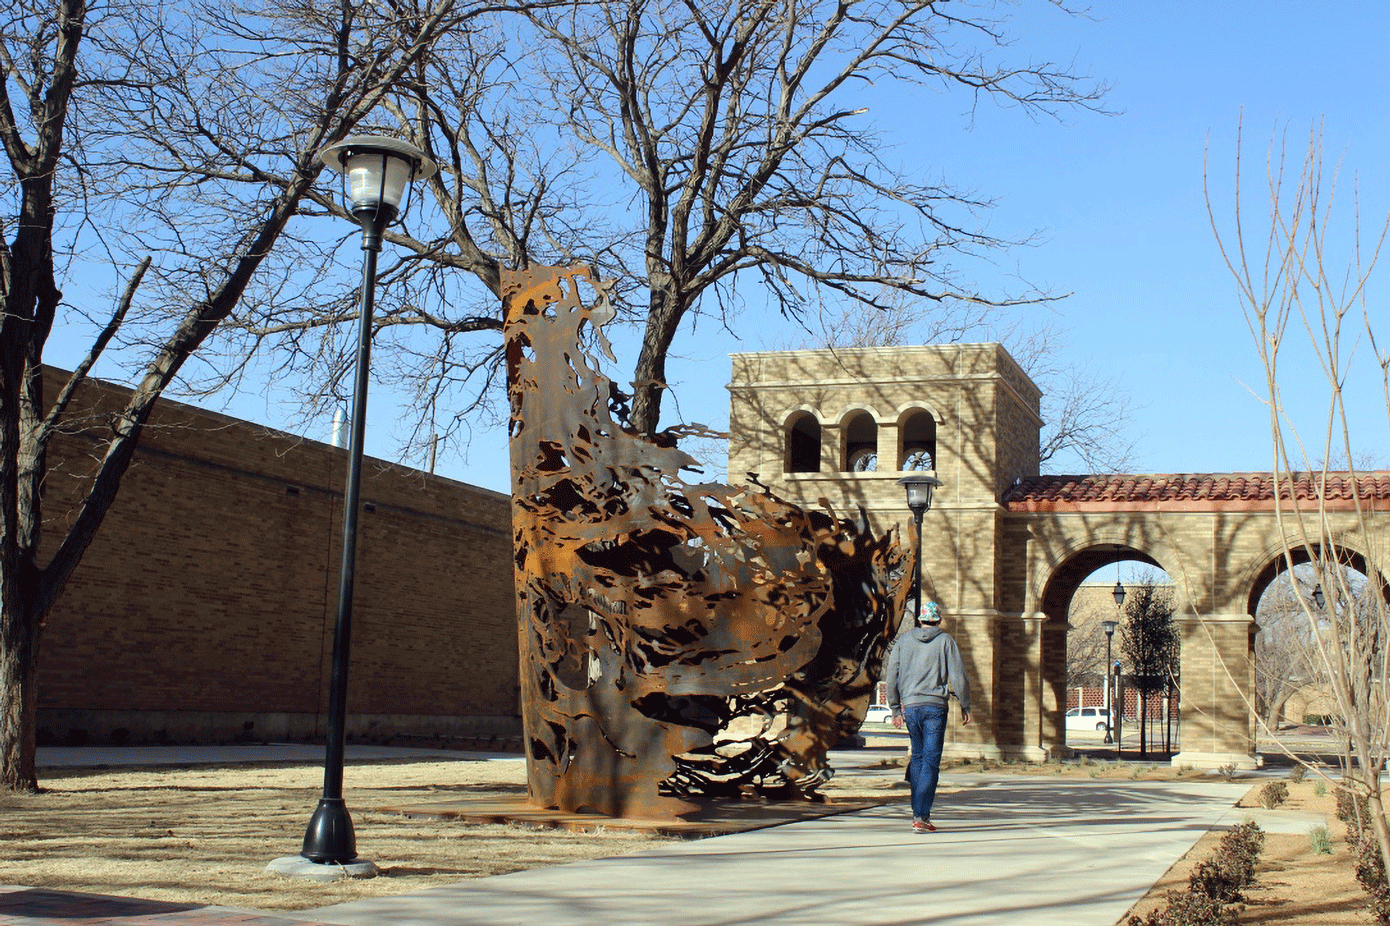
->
[[1370, 788, 1390, 887], [0, 596, 40, 792], [0, 345, 41, 793], [629, 288, 686, 437], [1139, 682, 1148, 757]]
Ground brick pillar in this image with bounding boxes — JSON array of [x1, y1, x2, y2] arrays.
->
[[988, 611, 1050, 762], [820, 423, 840, 473], [938, 610, 996, 760], [1041, 616, 1069, 757], [940, 610, 1047, 763], [1171, 612, 1262, 770]]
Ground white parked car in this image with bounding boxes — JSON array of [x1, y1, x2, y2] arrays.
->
[[1065, 706, 1111, 732], [863, 704, 894, 724]]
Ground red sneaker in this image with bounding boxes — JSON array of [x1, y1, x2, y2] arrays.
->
[[912, 820, 937, 833]]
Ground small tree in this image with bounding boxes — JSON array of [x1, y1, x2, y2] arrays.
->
[[0, 0, 484, 793], [1208, 118, 1390, 886], [1121, 582, 1177, 757]]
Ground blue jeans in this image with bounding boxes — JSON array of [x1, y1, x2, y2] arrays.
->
[[904, 703, 948, 821]]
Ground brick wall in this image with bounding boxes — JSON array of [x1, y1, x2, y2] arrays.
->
[[35, 369, 519, 747]]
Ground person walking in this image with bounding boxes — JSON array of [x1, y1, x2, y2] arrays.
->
[[886, 600, 972, 833]]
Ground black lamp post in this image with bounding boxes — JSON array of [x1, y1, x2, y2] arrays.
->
[[300, 135, 436, 866], [1110, 579, 1126, 756], [1113, 659, 1124, 755], [1101, 619, 1118, 744], [898, 474, 942, 617]]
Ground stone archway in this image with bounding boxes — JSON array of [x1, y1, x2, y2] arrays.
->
[[729, 345, 1390, 769], [1005, 474, 1390, 769], [1036, 544, 1163, 757]]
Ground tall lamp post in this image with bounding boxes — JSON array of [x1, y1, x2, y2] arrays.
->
[[300, 135, 436, 868], [898, 474, 943, 615], [1111, 579, 1126, 756], [1101, 619, 1118, 744]]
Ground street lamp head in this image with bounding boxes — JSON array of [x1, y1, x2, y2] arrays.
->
[[318, 134, 437, 229], [1112, 579, 1126, 609], [1102, 619, 1118, 637], [897, 474, 942, 515]]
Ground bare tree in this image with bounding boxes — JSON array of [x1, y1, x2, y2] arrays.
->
[[1119, 581, 1176, 757], [523, 1, 1107, 436], [1208, 119, 1390, 881], [1065, 615, 1109, 690], [0, 0, 485, 791], [211, 0, 1106, 450], [1254, 569, 1326, 729]]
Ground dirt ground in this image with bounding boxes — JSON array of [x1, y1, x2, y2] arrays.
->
[[0, 751, 1376, 923], [1115, 773, 1369, 925]]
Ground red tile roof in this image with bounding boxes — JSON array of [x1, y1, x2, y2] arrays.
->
[[1003, 472, 1390, 512]]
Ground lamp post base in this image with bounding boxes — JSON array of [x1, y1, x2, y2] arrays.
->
[[301, 797, 357, 864], [266, 855, 379, 882]]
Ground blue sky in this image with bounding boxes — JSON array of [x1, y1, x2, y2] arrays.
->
[[45, 2, 1390, 495]]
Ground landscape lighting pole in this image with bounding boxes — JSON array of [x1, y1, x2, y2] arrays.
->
[[1111, 579, 1126, 757], [301, 135, 436, 866], [1101, 619, 1118, 744], [898, 475, 943, 616]]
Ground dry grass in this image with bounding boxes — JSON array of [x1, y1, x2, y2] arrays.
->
[[0, 753, 1375, 923], [0, 758, 672, 911]]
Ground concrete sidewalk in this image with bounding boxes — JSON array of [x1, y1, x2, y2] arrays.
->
[[309, 776, 1252, 926], [6, 746, 1261, 926]]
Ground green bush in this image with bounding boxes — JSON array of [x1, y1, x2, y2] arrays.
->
[[1315, 780, 1328, 798], [1338, 787, 1372, 833], [1288, 764, 1307, 783], [1303, 713, 1334, 726], [1259, 780, 1289, 809], [1130, 821, 1263, 924], [1188, 822, 1264, 904], [1126, 889, 1235, 926], [1355, 835, 1390, 925]]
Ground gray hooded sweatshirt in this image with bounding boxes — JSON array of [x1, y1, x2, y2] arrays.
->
[[885, 624, 971, 718]]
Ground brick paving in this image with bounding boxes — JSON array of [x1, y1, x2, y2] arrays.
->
[[0, 886, 330, 925]]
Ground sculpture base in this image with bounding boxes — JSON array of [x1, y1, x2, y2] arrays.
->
[[369, 794, 889, 837]]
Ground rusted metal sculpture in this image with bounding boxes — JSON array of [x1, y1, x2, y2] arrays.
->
[[505, 266, 908, 819]]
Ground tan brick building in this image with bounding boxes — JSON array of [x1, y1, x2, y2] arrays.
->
[[729, 345, 1390, 768], [37, 369, 519, 747]]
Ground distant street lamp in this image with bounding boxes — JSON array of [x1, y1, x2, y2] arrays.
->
[[1108, 579, 1125, 751], [1101, 619, 1118, 744], [898, 474, 942, 617], [1113, 660, 1125, 757], [300, 135, 436, 868]]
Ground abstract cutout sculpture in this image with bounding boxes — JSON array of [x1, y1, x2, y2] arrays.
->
[[504, 265, 908, 819]]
